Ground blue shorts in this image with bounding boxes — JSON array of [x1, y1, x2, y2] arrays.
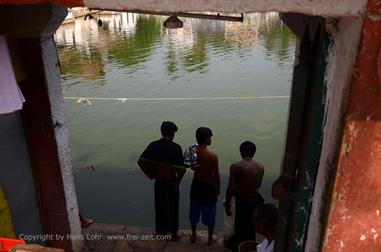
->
[[189, 200, 216, 228]]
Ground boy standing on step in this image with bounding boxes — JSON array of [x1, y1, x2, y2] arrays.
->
[[138, 121, 185, 241], [188, 127, 220, 245], [224, 141, 264, 249]]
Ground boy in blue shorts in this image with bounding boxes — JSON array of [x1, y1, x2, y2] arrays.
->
[[189, 127, 220, 245]]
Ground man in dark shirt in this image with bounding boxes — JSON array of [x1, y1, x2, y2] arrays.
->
[[189, 127, 220, 245], [224, 141, 264, 249], [137, 121, 185, 240]]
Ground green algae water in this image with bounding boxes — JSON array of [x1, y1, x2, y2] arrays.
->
[[55, 12, 296, 230]]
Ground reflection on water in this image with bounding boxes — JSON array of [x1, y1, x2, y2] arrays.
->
[[55, 12, 295, 229], [56, 12, 295, 85], [108, 16, 161, 70]]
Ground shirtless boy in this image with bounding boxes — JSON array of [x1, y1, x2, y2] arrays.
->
[[189, 127, 220, 245], [225, 141, 264, 249]]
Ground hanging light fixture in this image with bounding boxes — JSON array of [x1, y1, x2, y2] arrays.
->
[[97, 12, 103, 26], [163, 15, 183, 29]]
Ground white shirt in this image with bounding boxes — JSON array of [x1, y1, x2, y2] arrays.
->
[[256, 238, 274, 252], [0, 36, 25, 115]]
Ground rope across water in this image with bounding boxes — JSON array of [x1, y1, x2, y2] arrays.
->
[[64, 96, 290, 105]]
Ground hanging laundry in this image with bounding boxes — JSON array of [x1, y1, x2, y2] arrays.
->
[[0, 36, 25, 114]]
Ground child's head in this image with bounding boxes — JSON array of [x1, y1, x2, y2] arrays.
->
[[239, 141, 256, 158], [196, 127, 213, 145]]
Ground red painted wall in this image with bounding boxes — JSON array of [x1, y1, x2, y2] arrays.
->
[[323, 0, 381, 251], [0, 0, 83, 7]]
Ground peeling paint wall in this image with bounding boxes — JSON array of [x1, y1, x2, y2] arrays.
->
[[305, 16, 364, 252], [323, 0, 381, 251], [83, 0, 367, 17]]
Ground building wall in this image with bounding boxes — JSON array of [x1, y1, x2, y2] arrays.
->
[[323, 0, 381, 251], [0, 111, 43, 238], [1, 4, 81, 250], [305, 16, 363, 252]]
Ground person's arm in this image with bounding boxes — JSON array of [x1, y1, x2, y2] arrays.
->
[[174, 145, 186, 184], [137, 159, 156, 180], [258, 165, 264, 189], [214, 155, 220, 195], [225, 164, 236, 216]]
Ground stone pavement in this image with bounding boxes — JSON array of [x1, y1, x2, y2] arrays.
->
[[82, 223, 231, 252]]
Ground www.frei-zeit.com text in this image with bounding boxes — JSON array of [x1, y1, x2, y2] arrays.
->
[[19, 233, 172, 242]]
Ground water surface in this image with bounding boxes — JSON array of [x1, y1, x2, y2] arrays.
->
[[55, 12, 296, 230]]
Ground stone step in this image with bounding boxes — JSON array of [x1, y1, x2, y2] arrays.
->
[[81, 223, 230, 252]]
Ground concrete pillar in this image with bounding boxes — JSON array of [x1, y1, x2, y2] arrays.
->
[[323, 0, 381, 251], [0, 3, 81, 251], [276, 12, 364, 251], [303, 15, 363, 252]]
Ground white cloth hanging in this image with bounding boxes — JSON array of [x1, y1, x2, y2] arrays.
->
[[0, 35, 25, 114]]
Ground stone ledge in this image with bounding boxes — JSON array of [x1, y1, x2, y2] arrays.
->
[[81, 223, 230, 252]]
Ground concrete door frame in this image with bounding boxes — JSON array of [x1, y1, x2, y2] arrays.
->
[[0, 1, 372, 251]]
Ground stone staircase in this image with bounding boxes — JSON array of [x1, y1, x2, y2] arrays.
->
[[82, 223, 231, 252]]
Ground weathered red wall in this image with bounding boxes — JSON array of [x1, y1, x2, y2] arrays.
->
[[323, 0, 381, 251], [0, 0, 83, 7]]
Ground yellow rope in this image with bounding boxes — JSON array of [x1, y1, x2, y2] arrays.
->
[[64, 95, 289, 104]]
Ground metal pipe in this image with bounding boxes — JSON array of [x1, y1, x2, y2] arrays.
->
[[90, 8, 244, 22]]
